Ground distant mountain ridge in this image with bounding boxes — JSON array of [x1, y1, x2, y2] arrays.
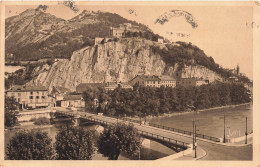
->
[[5, 8, 152, 61]]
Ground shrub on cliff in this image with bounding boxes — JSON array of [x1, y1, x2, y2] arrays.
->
[[6, 130, 54, 160]]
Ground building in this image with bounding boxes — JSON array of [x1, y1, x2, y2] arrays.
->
[[176, 78, 209, 87], [5, 84, 52, 109], [110, 27, 126, 38], [104, 82, 133, 91], [51, 86, 71, 107], [76, 82, 132, 93], [157, 38, 164, 44], [61, 94, 85, 108], [159, 75, 177, 87], [130, 75, 176, 88], [110, 23, 132, 38]]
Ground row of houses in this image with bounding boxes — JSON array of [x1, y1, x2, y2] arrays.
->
[[130, 75, 209, 88], [5, 75, 209, 110]]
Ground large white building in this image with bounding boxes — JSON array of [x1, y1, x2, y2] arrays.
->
[[5, 84, 54, 109], [130, 75, 176, 88]]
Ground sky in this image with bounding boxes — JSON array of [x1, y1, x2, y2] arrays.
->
[[5, 1, 255, 79]]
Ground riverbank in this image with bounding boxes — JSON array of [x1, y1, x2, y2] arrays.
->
[[145, 102, 251, 121]]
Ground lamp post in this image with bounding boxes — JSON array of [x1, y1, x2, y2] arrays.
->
[[194, 124, 199, 158], [139, 147, 141, 160], [245, 117, 248, 144], [223, 115, 226, 143], [192, 118, 199, 150], [192, 119, 195, 150]]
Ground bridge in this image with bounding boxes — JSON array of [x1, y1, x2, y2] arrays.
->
[[55, 109, 253, 160], [56, 110, 191, 152]]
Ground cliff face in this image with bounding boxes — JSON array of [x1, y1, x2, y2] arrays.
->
[[32, 39, 223, 91]]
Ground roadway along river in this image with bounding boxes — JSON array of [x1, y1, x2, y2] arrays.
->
[[59, 103, 253, 160]]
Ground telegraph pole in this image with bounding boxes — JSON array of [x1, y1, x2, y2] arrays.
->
[[195, 124, 197, 158], [192, 119, 195, 150], [245, 117, 248, 144], [223, 115, 226, 143]]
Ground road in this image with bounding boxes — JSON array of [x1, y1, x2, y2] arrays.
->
[[56, 109, 253, 160]]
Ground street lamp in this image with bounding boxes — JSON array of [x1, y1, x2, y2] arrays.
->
[[139, 147, 141, 160], [223, 115, 226, 143], [192, 119, 199, 150], [245, 117, 248, 144], [194, 124, 199, 158]]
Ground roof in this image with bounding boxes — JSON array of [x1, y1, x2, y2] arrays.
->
[[76, 83, 106, 93], [6, 85, 48, 92], [63, 94, 83, 101], [159, 75, 175, 81], [53, 86, 71, 94], [132, 75, 161, 81]]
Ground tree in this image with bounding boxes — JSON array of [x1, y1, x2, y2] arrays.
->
[[97, 122, 141, 160], [5, 96, 19, 127], [55, 125, 95, 160], [6, 130, 54, 160]]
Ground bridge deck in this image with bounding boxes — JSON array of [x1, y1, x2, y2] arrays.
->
[[56, 110, 194, 148]]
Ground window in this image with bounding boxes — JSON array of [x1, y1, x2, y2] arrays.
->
[[30, 96, 33, 99], [30, 92, 33, 95], [11, 93, 15, 96], [36, 96, 39, 99], [18, 93, 21, 97], [17, 98, 20, 102], [37, 91, 39, 95], [42, 96, 45, 99]]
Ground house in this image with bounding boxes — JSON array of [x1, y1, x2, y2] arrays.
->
[[51, 86, 71, 107], [176, 78, 209, 87], [157, 38, 164, 44], [61, 94, 85, 108], [159, 75, 177, 87], [109, 23, 132, 38], [5, 84, 52, 109], [130, 75, 176, 88], [110, 27, 126, 38], [104, 82, 133, 91]]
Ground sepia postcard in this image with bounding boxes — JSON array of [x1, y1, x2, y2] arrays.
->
[[0, 1, 260, 167]]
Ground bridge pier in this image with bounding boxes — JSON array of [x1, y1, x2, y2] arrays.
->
[[141, 138, 151, 148], [72, 116, 81, 126]]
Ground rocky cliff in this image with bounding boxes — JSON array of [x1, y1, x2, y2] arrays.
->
[[32, 38, 223, 91]]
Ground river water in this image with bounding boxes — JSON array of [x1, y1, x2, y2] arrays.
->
[[5, 104, 252, 160], [4, 122, 175, 160], [149, 104, 253, 139]]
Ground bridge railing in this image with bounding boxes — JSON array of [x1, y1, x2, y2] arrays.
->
[[57, 111, 220, 142], [121, 117, 220, 142], [137, 129, 189, 148]]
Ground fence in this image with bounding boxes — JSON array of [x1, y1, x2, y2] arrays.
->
[[122, 117, 220, 142], [57, 111, 220, 142], [137, 129, 189, 148]]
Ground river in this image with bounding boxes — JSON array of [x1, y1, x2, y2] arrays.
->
[[4, 104, 252, 160], [4, 122, 176, 160], [149, 104, 253, 139]]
